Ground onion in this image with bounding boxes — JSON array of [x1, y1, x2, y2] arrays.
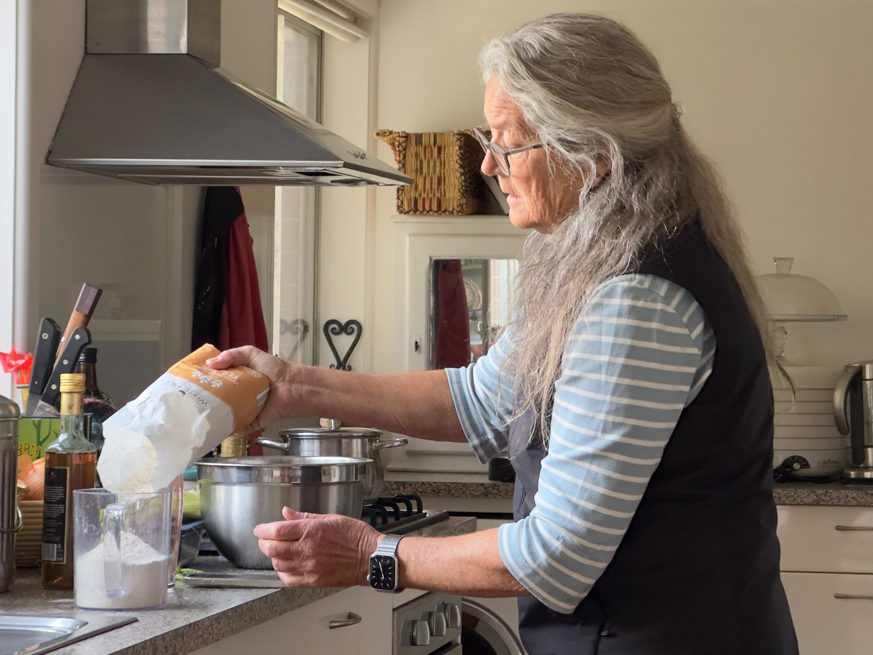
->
[[18, 455, 45, 500]]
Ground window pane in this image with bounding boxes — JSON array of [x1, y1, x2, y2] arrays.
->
[[275, 13, 321, 364]]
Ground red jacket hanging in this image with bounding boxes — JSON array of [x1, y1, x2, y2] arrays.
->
[[218, 193, 268, 352], [192, 186, 268, 353]]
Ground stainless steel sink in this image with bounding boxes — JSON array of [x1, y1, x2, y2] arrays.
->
[[0, 614, 137, 655]]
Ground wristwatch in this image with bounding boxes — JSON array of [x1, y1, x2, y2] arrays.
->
[[367, 534, 405, 592]]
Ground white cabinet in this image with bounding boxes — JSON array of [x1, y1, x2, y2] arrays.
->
[[190, 586, 428, 655], [190, 587, 389, 655], [777, 505, 873, 654], [383, 215, 527, 479]]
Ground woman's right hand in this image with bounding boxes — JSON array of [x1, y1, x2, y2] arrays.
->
[[206, 346, 299, 432]]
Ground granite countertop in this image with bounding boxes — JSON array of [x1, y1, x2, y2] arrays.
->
[[384, 479, 873, 508], [772, 481, 873, 506], [0, 516, 476, 655]]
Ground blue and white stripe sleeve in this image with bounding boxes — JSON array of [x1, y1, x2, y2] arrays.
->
[[446, 330, 518, 462], [450, 274, 714, 613]]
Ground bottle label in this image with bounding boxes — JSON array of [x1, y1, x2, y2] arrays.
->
[[42, 466, 70, 564]]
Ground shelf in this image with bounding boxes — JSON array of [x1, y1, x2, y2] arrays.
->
[[88, 319, 162, 342], [390, 214, 509, 225]]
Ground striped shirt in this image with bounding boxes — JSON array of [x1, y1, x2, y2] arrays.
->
[[446, 273, 716, 613]]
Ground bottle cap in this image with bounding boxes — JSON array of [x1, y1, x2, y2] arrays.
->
[[59, 372, 86, 393], [220, 434, 247, 458], [79, 347, 98, 363]]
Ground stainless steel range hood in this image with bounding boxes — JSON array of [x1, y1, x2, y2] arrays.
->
[[45, 0, 410, 187]]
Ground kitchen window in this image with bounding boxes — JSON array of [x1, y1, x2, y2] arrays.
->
[[273, 11, 321, 364]]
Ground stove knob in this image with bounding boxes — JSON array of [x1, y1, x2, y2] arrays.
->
[[401, 619, 431, 647], [437, 601, 462, 629], [421, 610, 447, 637]]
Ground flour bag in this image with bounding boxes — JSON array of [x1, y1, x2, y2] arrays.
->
[[97, 344, 269, 493]]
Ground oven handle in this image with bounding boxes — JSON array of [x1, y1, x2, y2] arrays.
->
[[441, 644, 463, 655], [328, 612, 362, 629]]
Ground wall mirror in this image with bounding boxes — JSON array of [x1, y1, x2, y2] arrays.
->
[[429, 257, 518, 369]]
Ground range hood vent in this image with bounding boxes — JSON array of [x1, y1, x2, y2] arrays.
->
[[46, 0, 410, 187]]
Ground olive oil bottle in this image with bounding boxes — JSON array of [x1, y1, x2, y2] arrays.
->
[[41, 373, 97, 589]]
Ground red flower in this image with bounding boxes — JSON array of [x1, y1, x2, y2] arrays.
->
[[0, 346, 33, 385]]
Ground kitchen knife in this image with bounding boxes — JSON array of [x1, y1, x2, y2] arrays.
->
[[54, 283, 102, 366], [23, 317, 61, 416], [33, 326, 91, 417]]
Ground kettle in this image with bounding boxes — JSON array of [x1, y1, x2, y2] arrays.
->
[[833, 361, 873, 481]]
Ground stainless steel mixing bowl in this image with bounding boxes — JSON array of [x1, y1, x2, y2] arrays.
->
[[196, 455, 370, 569]]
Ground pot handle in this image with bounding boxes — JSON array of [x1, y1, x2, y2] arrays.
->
[[103, 503, 126, 599], [255, 437, 289, 452], [372, 437, 408, 451]]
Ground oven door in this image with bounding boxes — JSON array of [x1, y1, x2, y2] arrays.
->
[[462, 598, 527, 655]]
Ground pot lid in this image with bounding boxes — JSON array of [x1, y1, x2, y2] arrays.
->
[[756, 257, 847, 322], [279, 427, 383, 439]]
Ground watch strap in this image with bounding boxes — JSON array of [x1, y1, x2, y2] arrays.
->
[[374, 534, 404, 556]]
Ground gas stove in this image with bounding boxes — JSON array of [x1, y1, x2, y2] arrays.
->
[[362, 493, 451, 534]]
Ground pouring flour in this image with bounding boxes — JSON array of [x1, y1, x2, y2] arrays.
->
[[96, 344, 269, 494]]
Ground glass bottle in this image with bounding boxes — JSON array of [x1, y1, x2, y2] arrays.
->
[[77, 347, 113, 406], [76, 347, 116, 450], [41, 372, 97, 590]]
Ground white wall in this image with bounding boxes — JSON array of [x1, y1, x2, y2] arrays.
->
[[223, 0, 278, 345], [11, 0, 278, 405], [16, 0, 180, 404], [0, 1, 17, 401], [355, 0, 873, 372], [318, 0, 380, 371]]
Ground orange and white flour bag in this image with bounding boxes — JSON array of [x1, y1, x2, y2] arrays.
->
[[97, 344, 269, 493]]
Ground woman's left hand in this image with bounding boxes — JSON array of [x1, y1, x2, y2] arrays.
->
[[254, 506, 382, 587]]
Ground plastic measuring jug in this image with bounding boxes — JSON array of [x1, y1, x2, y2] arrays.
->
[[73, 488, 171, 609]]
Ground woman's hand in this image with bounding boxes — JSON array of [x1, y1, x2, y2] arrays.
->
[[206, 345, 297, 431], [254, 507, 382, 588]]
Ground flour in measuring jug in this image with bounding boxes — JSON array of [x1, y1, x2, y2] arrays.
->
[[74, 533, 169, 609]]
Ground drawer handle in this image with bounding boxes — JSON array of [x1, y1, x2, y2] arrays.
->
[[834, 593, 873, 600], [328, 612, 362, 629], [834, 525, 873, 532]]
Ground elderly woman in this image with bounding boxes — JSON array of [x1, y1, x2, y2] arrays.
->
[[208, 13, 798, 655]]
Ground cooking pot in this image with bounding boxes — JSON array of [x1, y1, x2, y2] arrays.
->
[[196, 455, 369, 569], [257, 428, 407, 501]]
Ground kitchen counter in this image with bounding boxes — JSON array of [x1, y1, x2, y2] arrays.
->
[[0, 515, 476, 654], [384, 479, 873, 508]]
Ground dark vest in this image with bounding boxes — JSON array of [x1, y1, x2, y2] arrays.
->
[[509, 224, 798, 655]]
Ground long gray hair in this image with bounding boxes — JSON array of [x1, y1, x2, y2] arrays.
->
[[479, 13, 773, 438]]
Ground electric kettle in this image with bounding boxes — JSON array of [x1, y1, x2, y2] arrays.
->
[[833, 361, 873, 481]]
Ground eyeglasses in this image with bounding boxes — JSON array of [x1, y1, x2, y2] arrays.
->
[[473, 126, 544, 176]]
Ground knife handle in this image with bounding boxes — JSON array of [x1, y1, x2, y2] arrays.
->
[[28, 318, 61, 393], [23, 317, 62, 415], [55, 283, 102, 365], [40, 326, 92, 410]]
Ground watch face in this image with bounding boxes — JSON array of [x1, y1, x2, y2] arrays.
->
[[369, 554, 397, 591]]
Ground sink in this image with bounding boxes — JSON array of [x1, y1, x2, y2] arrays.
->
[[0, 614, 137, 655]]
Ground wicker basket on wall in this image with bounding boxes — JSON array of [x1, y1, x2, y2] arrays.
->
[[375, 129, 487, 216]]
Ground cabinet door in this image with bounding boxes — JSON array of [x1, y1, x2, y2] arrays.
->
[[782, 571, 873, 655], [777, 505, 873, 573], [385, 216, 527, 476], [190, 588, 388, 655]]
